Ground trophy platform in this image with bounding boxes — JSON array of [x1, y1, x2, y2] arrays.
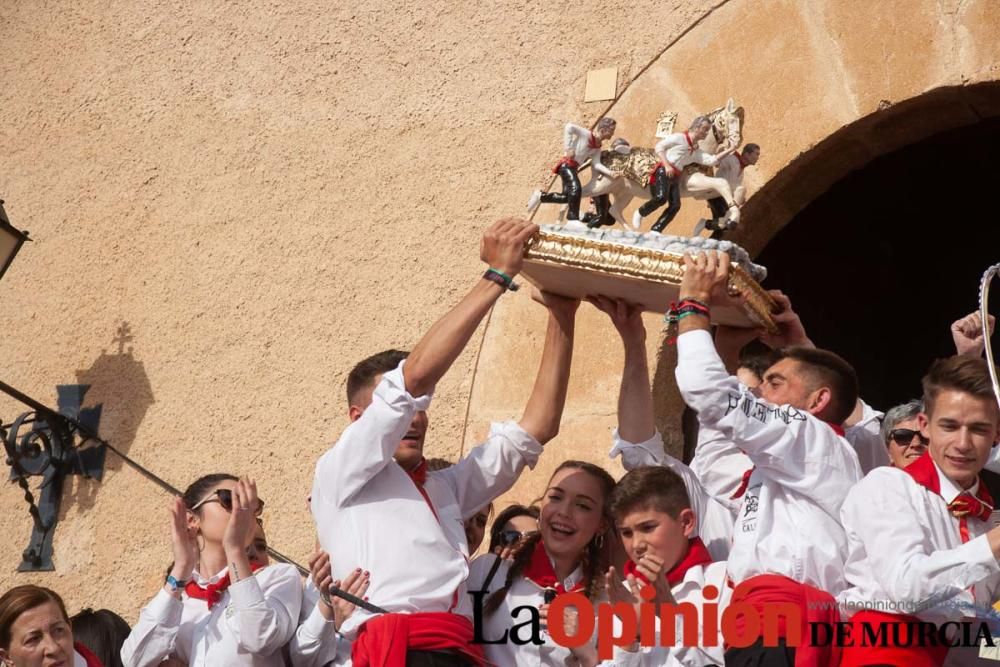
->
[[521, 225, 777, 332]]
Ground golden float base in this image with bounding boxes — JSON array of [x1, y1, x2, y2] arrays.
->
[[521, 230, 777, 331]]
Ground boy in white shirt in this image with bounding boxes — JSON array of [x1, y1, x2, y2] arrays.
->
[[839, 355, 1000, 667], [311, 218, 580, 666], [605, 465, 731, 667]]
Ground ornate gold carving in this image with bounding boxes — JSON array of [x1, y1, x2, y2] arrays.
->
[[525, 230, 777, 332]]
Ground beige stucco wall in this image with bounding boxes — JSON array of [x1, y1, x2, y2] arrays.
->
[[0, 0, 998, 620]]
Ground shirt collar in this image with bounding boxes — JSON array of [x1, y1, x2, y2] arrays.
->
[[192, 566, 229, 585], [933, 458, 979, 504]]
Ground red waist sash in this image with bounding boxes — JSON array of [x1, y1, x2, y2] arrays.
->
[[351, 611, 486, 667]]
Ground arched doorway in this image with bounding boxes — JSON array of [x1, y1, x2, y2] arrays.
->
[[755, 106, 1000, 410]]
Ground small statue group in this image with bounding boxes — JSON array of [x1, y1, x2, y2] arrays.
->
[[528, 104, 759, 239]]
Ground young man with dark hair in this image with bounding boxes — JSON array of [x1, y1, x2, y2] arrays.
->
[[606, 465, 731, 666], [839, 355, 1000, 667], [311, 218, 581, 666], [673, 250, 863, 667]]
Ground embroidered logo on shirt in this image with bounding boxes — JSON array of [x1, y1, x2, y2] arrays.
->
[[726, 393, 807, 425]]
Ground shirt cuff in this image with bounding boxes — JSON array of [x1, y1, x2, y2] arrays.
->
[[375, 360, 433, 412], [146, 588, 183, 624], [492, 420, 543, 469], [850, 400, 884, 432], [227, 575, 265, 609], [676, 328, 714, 356], [609, 428, 665, 469], [300, 603, 338, 643]]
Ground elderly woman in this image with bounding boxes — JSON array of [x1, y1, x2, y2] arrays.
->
[[0, 584, 104, 667], [880, 399, 928, 468]]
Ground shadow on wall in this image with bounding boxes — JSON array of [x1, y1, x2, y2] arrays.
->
[[59, 321, 155, 514]]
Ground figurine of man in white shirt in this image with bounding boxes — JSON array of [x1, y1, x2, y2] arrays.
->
[[632, 117, 735, 234], [697, 143, 760, 238], [528, 118, 617, 229], [311, 218, 581, 666]]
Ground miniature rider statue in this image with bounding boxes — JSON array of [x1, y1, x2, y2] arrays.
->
[[528, 117, 617, 229], [632, 116, 736, 235]]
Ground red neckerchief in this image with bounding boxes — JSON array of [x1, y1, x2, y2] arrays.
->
[[185, 562, 265, 609], [74, 643, 104, 667], [683, 131, 694, 150], [735, 152, 749, 173], [731, 422, 845, 500], [522, 540, 584, 595], [407, 457, 428, 486], [588, 132, 601, 149], [903, 451, 994, 543], [404, 457, 442, 522], [623, 537, 713, 587]]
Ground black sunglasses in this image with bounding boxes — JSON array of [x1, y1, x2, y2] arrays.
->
[[889, 428, 928, 448], [191, 488, 265, 516], [498, 529, 537, 547]]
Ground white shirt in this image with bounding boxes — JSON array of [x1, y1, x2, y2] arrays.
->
[[562, 123, 613, 177], [288, 579, 351, 667], [839, 461, 1000, 626], [675, 330, 863, 595], [603, 561, 731, 667], [466, 552, 596, 666], [654, 133, 719, 173], [609, 430, 734, 562], [311, 361, 542, 638], [688, 401, 889, 522], [120, 563, 302, 667]]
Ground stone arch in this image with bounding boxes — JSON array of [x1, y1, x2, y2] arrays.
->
[[464, 0, 1000, 505]]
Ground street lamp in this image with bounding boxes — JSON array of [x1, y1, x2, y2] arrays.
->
[[0, 198, 30, 282]]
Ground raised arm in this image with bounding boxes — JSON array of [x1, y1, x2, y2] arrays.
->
[[315, 219, 539, 506], [593, 296, 734, 560], [404, 218, 539, 397], [440, 290, 579, 517], [518, 291, 579, 443]]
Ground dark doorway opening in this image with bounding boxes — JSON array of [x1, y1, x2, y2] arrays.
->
[[756, 117, 1000, 411]]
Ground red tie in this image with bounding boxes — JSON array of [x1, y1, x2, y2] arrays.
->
[[949, 492, 994, 543], [185, 563, 264, 609]]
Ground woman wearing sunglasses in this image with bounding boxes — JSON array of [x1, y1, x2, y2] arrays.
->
[[880, 400, 929, 468], [121, 475, 302, 667]]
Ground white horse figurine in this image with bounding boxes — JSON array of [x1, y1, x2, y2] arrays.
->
[[580, 99, 745, 230]]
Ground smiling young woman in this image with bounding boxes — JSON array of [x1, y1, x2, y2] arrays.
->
[[466, 460, 616, 667]]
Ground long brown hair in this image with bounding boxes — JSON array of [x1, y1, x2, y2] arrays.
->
[[484, 460, 616, 615], [0, 585, 70, 650]]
